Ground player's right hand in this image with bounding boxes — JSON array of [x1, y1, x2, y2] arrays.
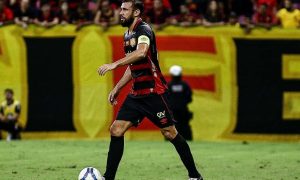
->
[[108, 88, 119, 105], [98, 63, 117, 76]]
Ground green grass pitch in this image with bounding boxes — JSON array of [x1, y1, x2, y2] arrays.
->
[[0, 140, 299, 180]]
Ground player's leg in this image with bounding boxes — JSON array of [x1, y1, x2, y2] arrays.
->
[[0, 120, 11, 131], [141, 93, 202, 179], [0, 120, 13, 141], [9, 121, 22, 140], [104, 95, 144, 180], [103, 120, 133, 180], [161, 125, 203, 179], [185, 124, 193, 141]]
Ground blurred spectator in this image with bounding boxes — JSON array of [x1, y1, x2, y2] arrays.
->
[[0, 89, 22, 141], [30, 0, 41, 10], [110, 0, 123, 8], [87, 0, 98, 17], [198, 0, 230, 16], [57, 0, 73, 24], [144, 0, 154, 14], [168, 65, 194, 141], [0, 0, 14, 26], [292, 0, 300, 9], [170, 3, 202, 27], [169, 0, 181, 15], [31, 0, 58, 10], [14, 0, 36, 29], [72, 3, 92, 30], [186, 0, 199, 14], [145, 0, 170, 30], [68, 0, 80, 13], [0, 0, 299, 31], [6, 0, 18, 10], [231, 0, 254, 18], [228, 11, 239, 26], [94, 0, 119, 30], [219, 0, 231, 17], [256, 0, 277, 14], [203, 0, 226, 27], [144, 0, 172, 15], [217, 0, 228, 20], [277, 0, 300, 28], [239, 15, 253, 34], [34, 3, 59, 27], [252, 3, 276, 29]]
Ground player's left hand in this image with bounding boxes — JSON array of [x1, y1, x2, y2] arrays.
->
[[98, 63, 117, 76]]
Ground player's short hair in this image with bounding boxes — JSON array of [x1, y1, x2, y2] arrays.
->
[[4, 88, 14, 95], [122, 0, 144, 15]]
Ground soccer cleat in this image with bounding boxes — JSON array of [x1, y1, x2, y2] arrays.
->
[[188, 177, 203, 180], [6, 133, 12, 141]]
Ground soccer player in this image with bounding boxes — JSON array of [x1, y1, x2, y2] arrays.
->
[[97, 0, 203, 180], [0, 89, 22, 141]]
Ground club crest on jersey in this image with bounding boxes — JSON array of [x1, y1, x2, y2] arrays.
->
[[129, 38, 136, 47], [157, 110, 166, 119]]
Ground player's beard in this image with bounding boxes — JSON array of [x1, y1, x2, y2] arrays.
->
[[120, 15, 135, 27]]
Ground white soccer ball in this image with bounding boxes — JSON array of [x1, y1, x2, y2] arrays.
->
[[78, 167, 102, 180]]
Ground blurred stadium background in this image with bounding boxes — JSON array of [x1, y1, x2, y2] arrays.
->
[[0, 0, 300, 179]]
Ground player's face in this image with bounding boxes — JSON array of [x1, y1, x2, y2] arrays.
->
[[284, 0, 292, 9], [0, 1, 4, 11], [120, 2, 135, 27], [5, 92, 13, 101]]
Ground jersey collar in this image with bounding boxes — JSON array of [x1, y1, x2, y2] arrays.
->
[[131, 17, 142, 32]]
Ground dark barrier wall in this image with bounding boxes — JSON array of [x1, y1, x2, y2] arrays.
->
[[25, 38, 75, 131], [234, 39, 300, 134]]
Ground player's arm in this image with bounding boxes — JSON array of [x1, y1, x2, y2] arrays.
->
[[98, 36, 150, 76], [7, 104, 21, 122], [115, 42, 149, 66], [108, 66, 132, 105], [8, 113, 20, 122], [0, 106, 4, 121], [114, 66, 132, 91]]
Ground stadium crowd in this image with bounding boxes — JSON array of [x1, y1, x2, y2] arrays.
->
[[0, 0, 300, 31]]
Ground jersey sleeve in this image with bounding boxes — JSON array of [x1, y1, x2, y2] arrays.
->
[[15, 104, 21, 114], [276, 9, 283, 19], [0, 105, 3, 115], [136, 25, 152, 46]]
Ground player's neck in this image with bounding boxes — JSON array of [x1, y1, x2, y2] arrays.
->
[[6, 99, 13, 105], [128, 17, 141, 33]]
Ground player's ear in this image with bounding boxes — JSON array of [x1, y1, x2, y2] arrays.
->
[[134, 9, 140, 17]]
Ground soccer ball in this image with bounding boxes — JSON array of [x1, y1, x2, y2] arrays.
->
[[78, 167, 102, 180]]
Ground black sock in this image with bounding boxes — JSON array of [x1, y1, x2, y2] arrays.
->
[[171, 134, 201, 178], [104, 136, 124, 180]]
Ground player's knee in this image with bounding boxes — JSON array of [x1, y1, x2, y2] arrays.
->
[[109, 125, 124, 137], [161, 130, 177, 140], [161, 126, 178, 140]]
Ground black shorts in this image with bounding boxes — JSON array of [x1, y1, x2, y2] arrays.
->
[[116, 92, 175, 128]]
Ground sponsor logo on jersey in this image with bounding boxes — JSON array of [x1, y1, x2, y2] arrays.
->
[[157, 110, 166, 119]]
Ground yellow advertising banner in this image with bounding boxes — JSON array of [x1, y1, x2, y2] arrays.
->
[[0, 25, 299, 140]]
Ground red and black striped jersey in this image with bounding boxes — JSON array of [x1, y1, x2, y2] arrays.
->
[[123, 18, 167, 96]]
